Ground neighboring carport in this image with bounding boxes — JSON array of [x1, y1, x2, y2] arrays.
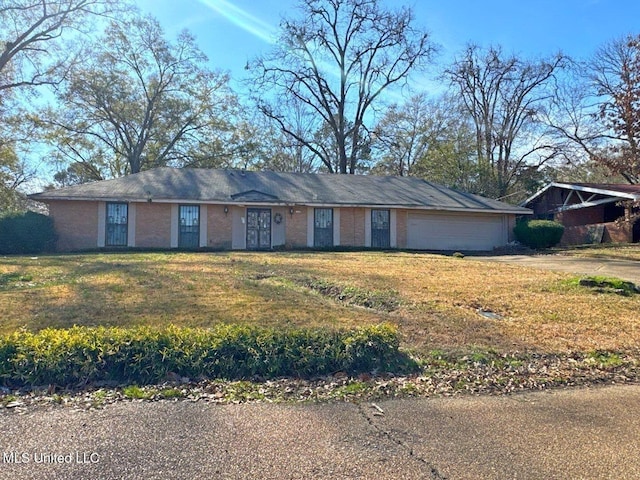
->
[[522, 182, 640, 245]]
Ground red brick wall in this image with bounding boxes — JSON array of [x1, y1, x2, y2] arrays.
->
[[135, 202, 172, 248], [285, 207, 308, 248], [557, 206, 605, 227], [339, 207, 366, 246], [207, 205, 233, 249], [46, 201, 428, 251], [561, 221, 632, 245], [48, 201, 99, 251], [605, 223, 633, 243]]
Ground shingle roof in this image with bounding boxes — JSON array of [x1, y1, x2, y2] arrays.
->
[[31, 167, 530, 214]]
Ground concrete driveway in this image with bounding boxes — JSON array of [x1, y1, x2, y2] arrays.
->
[[474, 254, 640, 284], [2, 385, 640, 480]]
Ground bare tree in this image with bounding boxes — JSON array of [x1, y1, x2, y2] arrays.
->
[[0, 0, 122, 204], [276, 105, 321, 173], [543, 62, 606, 167], [446, 44, 567, 198], [45, 131, 112, 183], [371, 93, 465, 176], [250, 0, 435, 174], [0, 0, 120, 95], [47, 14, 235, 176], [588, 34, 640, 183], [254, 133, 321, 174], [545, 36, 640, 184], [252, 97, 324, 173]]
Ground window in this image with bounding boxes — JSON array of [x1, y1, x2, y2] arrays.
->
[[179, 205, 200, 248], [106, 203, 128, 246], [314, 208, 333, 247], [371, 209, 390, 248]]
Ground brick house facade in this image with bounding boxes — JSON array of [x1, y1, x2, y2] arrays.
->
[[31, 168, 529, 252]]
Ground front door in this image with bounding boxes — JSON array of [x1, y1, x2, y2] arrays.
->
[[314, 208, 334, 247], [179, 205, 200, 248], [371, 209, 390, 248], [246, 208, 271, 250], [106, 202, 128, 246]]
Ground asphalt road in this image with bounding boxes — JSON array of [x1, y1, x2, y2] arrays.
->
[[2, 385, 640, 479]]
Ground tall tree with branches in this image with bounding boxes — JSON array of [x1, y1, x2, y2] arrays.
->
[[446, 44, 566, 198], [372, 93, 435, 177], [543, 62, 607, 170], [47, 14, 235, 177], [371, 93, 479, 191], [0, 0, 120, 96], [251, 0, 435, 174], [0, 0, 121, 206], [546, 35, 640, 184]]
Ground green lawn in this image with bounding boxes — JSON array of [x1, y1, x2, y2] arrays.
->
[[1, 251, 639, 355]]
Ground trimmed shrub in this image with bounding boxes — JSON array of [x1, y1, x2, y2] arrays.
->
[[513, 219, 564, 249], [0, 211, 57, 254], [0, 323, 407, 387]]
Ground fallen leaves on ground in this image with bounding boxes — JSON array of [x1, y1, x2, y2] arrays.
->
[[1, 350, 638, 414]]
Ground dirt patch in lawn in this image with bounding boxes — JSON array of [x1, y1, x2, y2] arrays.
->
[[292, 276, 401, 312]]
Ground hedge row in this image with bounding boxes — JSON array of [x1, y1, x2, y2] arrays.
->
[[0, 323, 405, 387], [0, 211, 57, 254]]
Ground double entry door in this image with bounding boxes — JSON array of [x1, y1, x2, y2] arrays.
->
[[246, 208, 271, 250]]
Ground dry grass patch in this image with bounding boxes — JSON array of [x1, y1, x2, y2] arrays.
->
[[0, 253, 383, 333], [1, 251, 639, 355], [220, 252, 640, 353]]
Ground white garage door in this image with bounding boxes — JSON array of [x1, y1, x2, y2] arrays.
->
[[407, 212, 507, 251]]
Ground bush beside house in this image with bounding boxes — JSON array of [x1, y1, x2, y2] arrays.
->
[[0, 212, 57, 254], [514, 219, 565, 249]]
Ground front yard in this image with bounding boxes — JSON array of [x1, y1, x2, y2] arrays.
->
[[1, 250, 639, 355]]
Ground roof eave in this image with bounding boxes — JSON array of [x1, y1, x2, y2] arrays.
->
[[30, 195, 530, 214], [520, 183, 556, 207]]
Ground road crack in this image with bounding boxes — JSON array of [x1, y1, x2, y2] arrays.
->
[[357, 402, 447, 480]]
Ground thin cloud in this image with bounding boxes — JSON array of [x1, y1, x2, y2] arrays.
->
[[196, 0, 410, 104], [196, 0, 277, 44]]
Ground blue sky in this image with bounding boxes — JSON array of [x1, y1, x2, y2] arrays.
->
[[135, 0, 640, 92]]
